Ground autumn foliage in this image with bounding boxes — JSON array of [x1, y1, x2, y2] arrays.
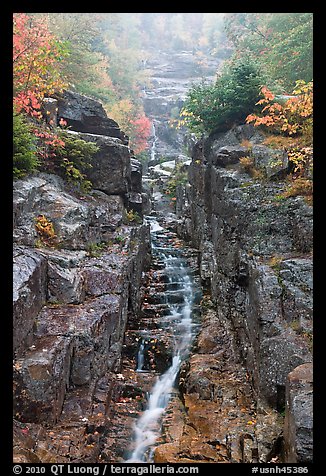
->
[[246, 81, 313, 137], [129, 115, 152, 154], [246, 81, 313, 181], [13, 13, 67, 117]]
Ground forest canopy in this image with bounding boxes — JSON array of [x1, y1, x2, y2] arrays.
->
[[13, 12, 313, 179]]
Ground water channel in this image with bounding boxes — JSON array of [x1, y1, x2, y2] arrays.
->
[[125, 216, 201, 462]]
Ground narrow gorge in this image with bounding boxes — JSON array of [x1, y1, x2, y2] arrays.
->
[[13, 49, 313, 466]]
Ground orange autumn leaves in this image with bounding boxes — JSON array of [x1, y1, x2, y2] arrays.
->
[[13, 13, 67, 117], [246, 81, 313, 137]]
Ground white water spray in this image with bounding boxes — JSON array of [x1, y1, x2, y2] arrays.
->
[[126, 222, 197, 462], [150, 122, 158, 163]]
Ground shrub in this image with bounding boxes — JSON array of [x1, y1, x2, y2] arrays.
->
[[246, 81, 313, 138], [34, 215, 57, 247], [178, 56, 263, 135], [246, 81, 313, 179], [239, 156, 265, 180], [39, 131, 98, 192], [125, 209, 142, 224], [13, 113, 39, 178], [87, 241, 108, 257], [165, 163, 188, 198], [283, 178, 313, 203]]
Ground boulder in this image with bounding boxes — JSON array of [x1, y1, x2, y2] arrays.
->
[[127, 192, 143, 216], [42, 97, 58, 126], [210, 145, 249, 167], [55, 90, 128, 143], [13, 335, 73, 423], [13, 246, 47, 355], [74, 132, 132, 196], [130, 158, 143, 193], [284, 363, 313, 462], [13, 174, 125, 249], [258, 335, 311, 408], [251, 145, 289, 179]]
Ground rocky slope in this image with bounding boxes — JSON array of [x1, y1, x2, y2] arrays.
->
[[142, 49, 220, 165], [160, 123, 313, 463], [13, 90, 151, 463], [13, 49, 313, 465]]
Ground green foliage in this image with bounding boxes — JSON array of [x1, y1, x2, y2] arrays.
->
[[125, 209, 142, 224], [166, 163, 189, 198], [224, 13, 313, 91], [113, 234, 126, 245], [13, 113, 39, 178], [180, 56, 263, 134], [42, 131, 98, 192], [87, 241, 108, 257]]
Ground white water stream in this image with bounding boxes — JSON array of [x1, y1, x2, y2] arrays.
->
[[150, 122, 158, 163], [126, 218, 197, 462]]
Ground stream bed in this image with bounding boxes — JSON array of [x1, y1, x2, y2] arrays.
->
[[102, 215, 201, 462], [125, 216, 201, 462]]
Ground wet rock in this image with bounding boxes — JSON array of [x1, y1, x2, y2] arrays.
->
[[175, 122, 313, 462], [13, 176, 48, 232], [13, 335, 73, 423], [252, 145, 289, 179], [13, 246, 47, 355], [130, 158, 143, 193], [82, 262, 125, 297], [291, 198, 313, 253], [279, 258, 313, 326], [47, 260, 85, 304], [35, 294, 123, 384], [74, 132, 132, 196], [284, 363, 313, 462], [56, 90, 128, 143], [13, 174, 125, 249], [210, 145, 249, 167], [127, 192, 143, 216], [259, 335, 311, 408], [42, 97, 58, 126]]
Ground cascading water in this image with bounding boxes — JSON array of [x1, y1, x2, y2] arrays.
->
[[125, 217, 199, 463], [136, 338, 145, 372], [150, 122, 157, 163]]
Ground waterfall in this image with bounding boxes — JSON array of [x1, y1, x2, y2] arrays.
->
[[136, 338, 145, 372], [125, 219, 198, 463], [150, 122, 157, 163]]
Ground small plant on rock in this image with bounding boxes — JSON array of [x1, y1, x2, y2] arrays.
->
[[125, 209, 142, 224], [87, 241, 108, 257], [239, 156, 265, 180], [34, 215, 57, 247]]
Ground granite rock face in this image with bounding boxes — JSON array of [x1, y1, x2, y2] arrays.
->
[[13, 247, 47, 355], [13, 174, 126, 250], [175, 124, 313, 462], [73, 132, 132, 196], [13, 90, 151, 459], [56, 90, 128, 144], [284, 363, 313, 462], [142, 50, 220, 161]]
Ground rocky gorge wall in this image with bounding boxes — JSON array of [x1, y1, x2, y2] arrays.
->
[[12, 48, 313, 465], [170, 124, 313, 463], [13, 90, 151, 462]]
